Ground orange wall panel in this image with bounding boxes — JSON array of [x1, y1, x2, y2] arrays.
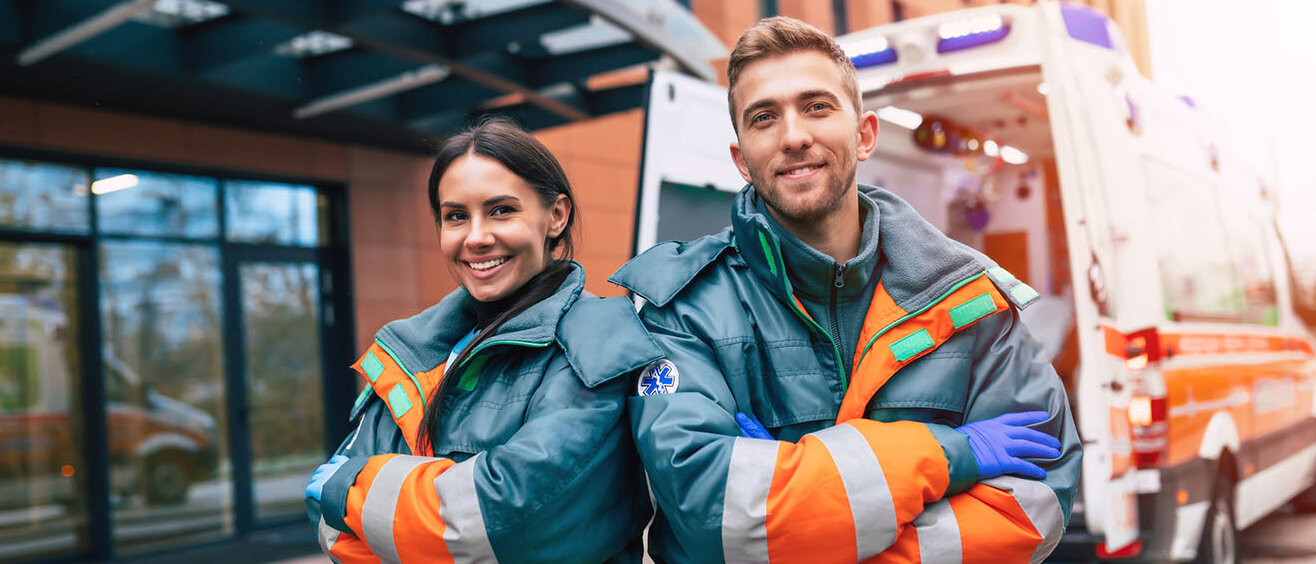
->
[[778, 0, 834, 35], [0, 96, 39, 146], [692, 0, 761, 52], [847, 1, 895, 31]]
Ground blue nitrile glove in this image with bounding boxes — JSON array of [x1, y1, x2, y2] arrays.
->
[[736, 413, 775, 440], [305, 454, 348, 524], [955, 411, 1061, 480]]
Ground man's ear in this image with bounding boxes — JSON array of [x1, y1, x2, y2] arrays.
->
[[730, 142, 753, 184], [856, 110, 879, 162], [548, 194, 571, 239]]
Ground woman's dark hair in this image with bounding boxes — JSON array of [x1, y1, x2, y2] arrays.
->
[[417, 117, 578, 454]]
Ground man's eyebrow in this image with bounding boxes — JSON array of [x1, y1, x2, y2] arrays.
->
[[798, 89, 842, 105], [740, 98, 779, 125]]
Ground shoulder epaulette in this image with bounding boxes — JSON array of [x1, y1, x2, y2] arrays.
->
[[557, 296, 664, 388], [608, 229, 735, 307], [984, 266, 1041, 310]]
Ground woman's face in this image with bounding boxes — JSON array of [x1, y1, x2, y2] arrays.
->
[[436, 154, 570, 302]]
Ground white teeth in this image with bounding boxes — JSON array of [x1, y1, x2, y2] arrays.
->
[[468, 257, 509, 270], [782, 165, 820, 176]]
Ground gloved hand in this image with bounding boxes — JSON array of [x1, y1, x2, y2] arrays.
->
[[735, 413, 774, 440], [306, 454, 348, 524], [956, 411, 1061, 480]]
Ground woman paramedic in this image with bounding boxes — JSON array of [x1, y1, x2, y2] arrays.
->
[[304, 118, 661, 563]]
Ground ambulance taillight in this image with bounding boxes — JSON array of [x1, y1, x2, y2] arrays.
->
[[1123, 328, 1169, 468]]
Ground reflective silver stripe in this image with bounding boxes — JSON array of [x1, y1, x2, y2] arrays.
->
[[914, 500, 962, 563], [983, 476, 1064, 563], [809, 424, 898, 558], [361, 455, 428, 564], [317, 517, 344, 564], [722, 437, 779, 563], [435, 453, 497, 562]]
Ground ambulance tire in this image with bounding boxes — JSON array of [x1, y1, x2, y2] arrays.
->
[[1193, 471, 1238, 564]]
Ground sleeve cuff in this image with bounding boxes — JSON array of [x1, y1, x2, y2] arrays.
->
[[322, 455, 372, 534], [926, 423, 978, 496]]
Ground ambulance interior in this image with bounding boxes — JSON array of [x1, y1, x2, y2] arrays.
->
[[858, 67, 1080, 394]]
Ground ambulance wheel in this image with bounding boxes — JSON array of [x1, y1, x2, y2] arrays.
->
[[145, 453, 191, 505], [1193, 472, 1237, 564]]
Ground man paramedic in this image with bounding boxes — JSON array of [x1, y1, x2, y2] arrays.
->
[[610, 16, 1082, 563]]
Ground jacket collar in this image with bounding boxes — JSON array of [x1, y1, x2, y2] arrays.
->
[[376, 262, 585, 371], [733, 183, 985, 314], [752, 189, 880, 303]]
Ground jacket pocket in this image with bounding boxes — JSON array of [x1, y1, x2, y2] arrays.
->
[[867, 350, 971, 427]]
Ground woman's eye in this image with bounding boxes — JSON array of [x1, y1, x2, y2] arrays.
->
[[444, 211, 466, 222], [491, 205, 515, 216]]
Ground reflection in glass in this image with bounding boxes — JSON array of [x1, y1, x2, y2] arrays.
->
[[99, 241, 231, 553], [225, 181, 323, 247], [241, 262, 324, 522], [94, 169, 219, 239], [0, 159, 90, 233], [0, 243, 87, 561]]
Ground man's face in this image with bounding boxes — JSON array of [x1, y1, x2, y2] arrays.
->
[[729, 50, 877, 226]]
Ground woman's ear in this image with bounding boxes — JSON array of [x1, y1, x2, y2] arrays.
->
[[548, 193, 571, 239]]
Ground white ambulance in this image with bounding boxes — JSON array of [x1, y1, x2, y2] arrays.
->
[[631, 2, 1316, 562]]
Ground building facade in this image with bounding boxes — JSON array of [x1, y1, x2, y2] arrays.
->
[[0, 0, 1146, 561]]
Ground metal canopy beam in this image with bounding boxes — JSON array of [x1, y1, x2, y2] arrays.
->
[[221, 0, 590, 122], [560, 0, 715, 81], [18, 0, 155, 66], [531, 41, 657, 87]]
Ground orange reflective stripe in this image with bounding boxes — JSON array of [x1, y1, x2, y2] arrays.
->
[[343, 454, 399, 539], [863, 525, 921, 563], [954, 483, 1041, 564], [838, 276, 1008, 423], [350, 343, 445, 456], [392, 458, 460, 563], [763, 421, 947, 561], [765, 433, 856, 563], [326, 531, 380, 563]]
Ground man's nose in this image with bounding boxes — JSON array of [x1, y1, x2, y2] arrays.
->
[[780, 112, 813, 152]]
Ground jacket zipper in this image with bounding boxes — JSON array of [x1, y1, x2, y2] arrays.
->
[[829, 264, 846, 379], [760, 228, 849, 389]]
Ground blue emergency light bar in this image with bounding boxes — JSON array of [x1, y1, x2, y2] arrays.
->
[[846, 36, 897, 69], [1060, 2, 1114, 50], [936, 14, 1011, 54]]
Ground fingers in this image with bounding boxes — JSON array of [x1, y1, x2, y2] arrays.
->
[[1003, 459, 1047, 480], [1006, 426, 1062, 449], [735, 412, 773, 440], [1006, 439, 1061, 460]]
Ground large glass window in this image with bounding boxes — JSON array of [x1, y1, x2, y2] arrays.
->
[[94, 169, 219, 238], [0, 153, 345, 559], [99, 241, 230, 552], [225, 181, 324, 247], [0, 242, 87, 561], [0, 159, 90, 233]]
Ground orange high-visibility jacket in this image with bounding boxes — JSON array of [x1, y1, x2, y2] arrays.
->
[[610, 184, 1082, 563], [312, 264, 662, 563]]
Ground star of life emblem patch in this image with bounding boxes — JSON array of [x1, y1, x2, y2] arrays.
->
[[637, 359, 679, 396]]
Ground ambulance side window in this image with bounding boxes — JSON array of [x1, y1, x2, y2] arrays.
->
[[1143, 159, 1246, 323], [1218, 196, 1279, 326]]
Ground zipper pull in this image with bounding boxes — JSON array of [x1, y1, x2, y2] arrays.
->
[[833, 265, 845, 289]]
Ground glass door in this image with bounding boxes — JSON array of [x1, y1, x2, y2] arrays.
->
[[0, 242, 90, 561], [234, 255, 328, 523]]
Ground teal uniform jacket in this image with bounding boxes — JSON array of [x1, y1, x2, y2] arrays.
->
[[611, 184, 1082, 563], [312, 263, 662, 563]]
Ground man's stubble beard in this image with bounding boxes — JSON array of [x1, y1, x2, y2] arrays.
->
[[751, 158, 857, 225]]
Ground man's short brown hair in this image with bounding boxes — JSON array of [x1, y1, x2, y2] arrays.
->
[[726, 16, 861, 132]]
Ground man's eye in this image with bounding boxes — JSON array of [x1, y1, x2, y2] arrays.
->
[[808, 102, 829, 112]]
